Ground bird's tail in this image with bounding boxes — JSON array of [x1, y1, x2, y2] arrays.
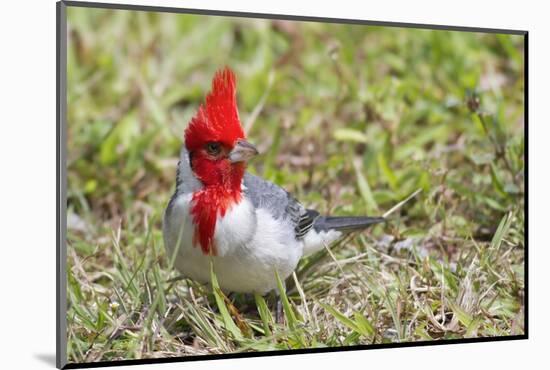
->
[[302, 214, 385, 256], [313, 215, 385, 233]]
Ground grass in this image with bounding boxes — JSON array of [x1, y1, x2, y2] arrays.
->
[[65, 7, 525, 364]]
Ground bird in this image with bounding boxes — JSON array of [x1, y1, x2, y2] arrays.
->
[[163, 67, 385, 305]]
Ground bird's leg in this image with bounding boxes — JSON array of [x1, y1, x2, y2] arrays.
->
[[275, 297, 284, 325], [274, 280, 286, 325], [227, 291, 237, 303]]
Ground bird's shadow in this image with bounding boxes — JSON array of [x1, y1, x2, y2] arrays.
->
[[34, 353, 56, 367]]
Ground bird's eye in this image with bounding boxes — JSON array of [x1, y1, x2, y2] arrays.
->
[[205, 142, 221, 155]]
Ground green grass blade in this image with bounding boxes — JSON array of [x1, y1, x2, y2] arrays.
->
[[377, 153, 399, 192], [274, 270, 297, 329], [319, 302, 371, 337], [333, 128, 368, 143], [353, 159, 379, 213], [353, 311, 376, 337], [254, 293, 273, 336], [210, 262, 244, 341]]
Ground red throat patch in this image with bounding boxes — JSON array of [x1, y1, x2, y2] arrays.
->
[[190, 184, 243, 255], [184, 68, 247, 255]]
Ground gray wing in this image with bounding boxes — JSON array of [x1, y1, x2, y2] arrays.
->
[[243, 173, 318, 239]]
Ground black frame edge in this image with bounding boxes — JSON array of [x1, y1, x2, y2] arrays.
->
[[62, 335, 527, 369], [57, 1, 68, 369], [62, 0, 527, 35], [523, 32, 529, 339]]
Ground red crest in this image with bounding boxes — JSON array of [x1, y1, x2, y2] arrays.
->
[[184, 68, 245, 152]]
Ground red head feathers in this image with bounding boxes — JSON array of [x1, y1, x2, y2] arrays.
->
[[184, 67, 245, 152]]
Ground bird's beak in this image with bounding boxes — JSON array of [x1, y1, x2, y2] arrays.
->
[[229, 140, 259, 163]]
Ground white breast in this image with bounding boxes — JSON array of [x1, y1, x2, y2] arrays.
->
[[163, 193, 304, 294], [213, 198, 257, 256]]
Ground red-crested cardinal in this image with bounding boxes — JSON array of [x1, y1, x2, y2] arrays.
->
[[163, 68, 384, 296]]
